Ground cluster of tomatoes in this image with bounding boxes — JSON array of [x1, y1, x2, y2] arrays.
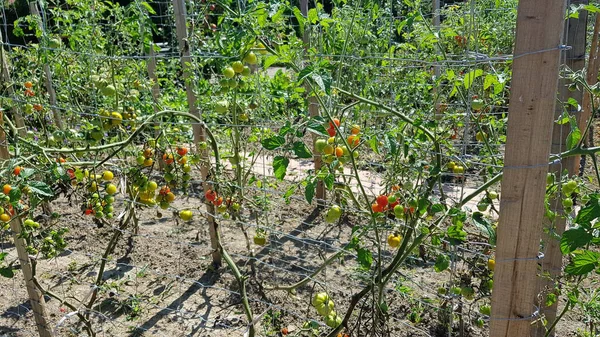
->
[[311, 292, 342, 328], [315, 118, 361, 166], [0, 184, 15, 224], [98, 108, 123, 131], [204, 189, 240, 220], [162, 146, 193, 189], [220, 51, 257, 92], [83, 170, 118, 218], [156, 186, 176, 210], [370, 186, 416, 217]]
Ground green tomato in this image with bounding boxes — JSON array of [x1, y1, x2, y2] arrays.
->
[[311, 292, 330, 307], [315, 139, 327, 153]]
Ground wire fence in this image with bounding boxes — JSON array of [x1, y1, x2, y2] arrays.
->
[[0, 0, 589, 336]]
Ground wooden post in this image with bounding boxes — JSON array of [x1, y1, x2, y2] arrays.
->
[[29, 1, 63, 130], [432, 0, 442, 119], [0, 32, 26, 137], [538, 2, 588, 335], [300, 0, 325, 204], [147, 44, 160, 110], [173, 0, 221, 266], [0, 111, 53, 337], [489, 2, 566, 337]]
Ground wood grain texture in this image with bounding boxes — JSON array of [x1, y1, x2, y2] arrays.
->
[[538, 2, 589, 335], [173, 0, 222, 266], [490, 1, 566, 336]]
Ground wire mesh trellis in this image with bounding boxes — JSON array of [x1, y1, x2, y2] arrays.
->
[[0, 0, 593, 337]]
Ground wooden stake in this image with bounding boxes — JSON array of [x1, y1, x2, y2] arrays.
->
[[0, 111, 53, 337], [489, 2, 566, 337], [173, 0, 221, 266], [300, 0, 325, 204], [538, 2, 588, 335], [29, 1, 63, 131]]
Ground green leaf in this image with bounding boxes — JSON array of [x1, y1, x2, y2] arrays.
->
[[463, 69, 484, 89], [292, 142, 312, 158], [575, 194, 600, 225], [307, 118, 328, 136], [0, 252, 7, 261], [483, 74, 497, 90], [434, 254, 450, 272], [566, 97, 579, 108], [28, 181, 54, 198], [368, 136, 380, 154], [566, 127, 581, 150], [140, 2, 156, 14], [283, 185, 296, 204], [298, 65, 313, 82], [263, 55, 280, 69], [430, 203, 446, 214], [273, 156, 289, 180], [305, 180, 315, 204], [472, 212, 496, 245], [261, 136, 285, 150], [293, 7, 305, 35], [560, 227, 593, 254], [311, 73, 332, 94], [0, 267, 14, 278], [357, 247, 373, 270], [307, 8, 318, 23], [20, 168, 35, 179], [323, 173, 334, 190], [446, 222, 467, 245], [9, 188, 21, 203], [565, 250, 599, 275]]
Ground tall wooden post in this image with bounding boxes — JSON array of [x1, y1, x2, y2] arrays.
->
[[300, 0, 325, 204], [489, 2, 566, 337], [173, 0, 221, 266], [0, 111, 53, 337], [538, 2, 588, 335], [29, 1, 63, 130]]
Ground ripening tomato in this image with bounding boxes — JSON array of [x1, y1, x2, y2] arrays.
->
[[213, 196, 223, 206], [376, 195, 388, 207], [371, 203, 384, 213], [329, 118, 340, 129], [205, 189, 216, 202], [13, 166, 21, 176], [162, 153, 174, 165], [327, 127, 336, 137], [33, 104, 43, 112], [176, 147, 188, 156], [3, 184, 12, 195], [24, 81, 33, 89]]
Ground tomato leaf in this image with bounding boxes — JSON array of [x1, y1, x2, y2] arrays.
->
[[472, 212, 496, 245], [575, 194, 600, 225], [19, 168, 35, 179], [463, 69, 483, 89], [0, 252, 7, 261], [434, 254, 450, 272], [27, 181, 54, 198], [8, 188, 21, 203], [261, 136, 285, 150], [0, 267, 14, 278], [566, 127, 581, 150], [307, 118, 328, 137], [292, 7, 305, 35], [292, 142, 312, 158], [560, 227, 593, 254], [357, 247, 373, 270], [322, 173, 334, 190], [305, 181, 315, 204], [564, 250, 599, 276], [273, 156, 289, 180], [263, 55, 280, 69]]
